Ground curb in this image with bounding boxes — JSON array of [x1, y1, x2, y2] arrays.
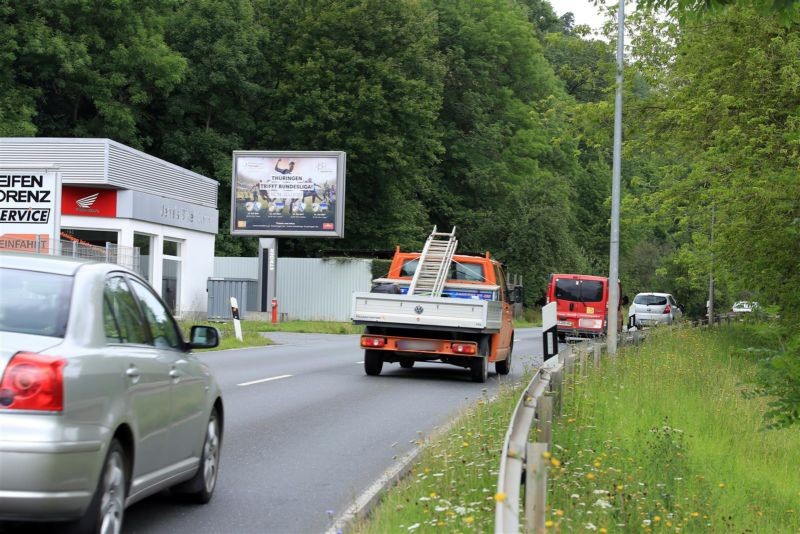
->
[[325, 414, 465, 534]]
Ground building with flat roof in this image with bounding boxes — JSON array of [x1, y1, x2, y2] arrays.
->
[[0, 137, 219, 315]]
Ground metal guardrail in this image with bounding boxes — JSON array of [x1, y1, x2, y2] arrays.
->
[[496, 314, 745, 533], [495, 342, 580, 534]]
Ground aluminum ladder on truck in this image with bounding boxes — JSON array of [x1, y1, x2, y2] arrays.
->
[[408, 226, 458, 297]]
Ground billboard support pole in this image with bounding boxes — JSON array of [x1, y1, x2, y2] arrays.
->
[[258, 238, 277, 313]]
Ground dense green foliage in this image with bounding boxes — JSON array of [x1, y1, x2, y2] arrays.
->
[[2, 0, 797, 421]]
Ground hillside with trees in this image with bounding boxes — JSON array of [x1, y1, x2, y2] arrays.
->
[[2, 0, 797, 421]]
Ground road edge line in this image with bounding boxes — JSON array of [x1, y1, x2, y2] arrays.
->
[[325, 414, 462, 534]]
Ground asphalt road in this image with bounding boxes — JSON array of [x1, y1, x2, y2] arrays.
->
[[122, 327, 545, 534]]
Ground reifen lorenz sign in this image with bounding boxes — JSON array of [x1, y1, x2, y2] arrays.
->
[[0, 168, 61, 253]]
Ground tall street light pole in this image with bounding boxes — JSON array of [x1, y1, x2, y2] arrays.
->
[[607, 0, 625, 355]]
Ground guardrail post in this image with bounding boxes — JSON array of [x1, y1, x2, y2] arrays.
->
[[593, 343, 601, 368], [548, 366, 563, 417], [537, 396, 553, 447], [525, 443, 548, 534], [579, 349, 587, 377]]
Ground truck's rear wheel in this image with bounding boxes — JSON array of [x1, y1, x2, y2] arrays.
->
[[495, 338, 513, 375], [470, 356, 488, 382], [471, 336, 490, 382], [364, 350, 383, 376]]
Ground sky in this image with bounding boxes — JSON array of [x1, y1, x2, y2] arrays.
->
[[547, 0, 609, 32]]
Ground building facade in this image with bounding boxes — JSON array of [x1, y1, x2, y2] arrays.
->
[[0, 138, 219, 315]]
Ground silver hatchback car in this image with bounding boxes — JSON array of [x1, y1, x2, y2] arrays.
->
[[0, 254, 223, 533], [628, 292, 683, 327]]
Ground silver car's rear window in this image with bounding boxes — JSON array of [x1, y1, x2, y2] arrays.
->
[[634, 294, 668, 306], [0, 268, 73, 337]]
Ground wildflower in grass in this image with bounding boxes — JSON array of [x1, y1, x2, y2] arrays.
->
[[464, 516, 474, 524], [586, 473, 595, 480], [550, 458, 561, 468], [555, 509, 565, 516], [494, 492, 506, 503], [545, 520, 555, 528], [430, 492, 437, 499], [718, 483, 726, 488], [543, 451, 552, 459], [690, 512, 699, 517], [600, 528, 608, 533]]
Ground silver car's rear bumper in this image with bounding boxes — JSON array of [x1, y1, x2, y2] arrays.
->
[[633, 313, 672, 326], [0, 426, 105, 521]]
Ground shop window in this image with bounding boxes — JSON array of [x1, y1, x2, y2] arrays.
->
[[62, 228, 118, 247], [134, 233, 152, 282], [162, 239, 182, 314]]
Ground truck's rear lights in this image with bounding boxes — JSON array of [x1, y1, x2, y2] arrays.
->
[[0, 352, 66, 412], [451, 343, 477, 354], [361, 336, 387, 348]]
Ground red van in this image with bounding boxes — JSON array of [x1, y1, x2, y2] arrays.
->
[[546, 273, 626, 341]]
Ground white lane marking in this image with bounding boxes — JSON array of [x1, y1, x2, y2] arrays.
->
[[356, 361, 364, 364], [237, 374, 292, 387]]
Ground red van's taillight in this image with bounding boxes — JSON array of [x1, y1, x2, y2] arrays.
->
[[663, 304, 671, 314], [0, 353, 66, 412]]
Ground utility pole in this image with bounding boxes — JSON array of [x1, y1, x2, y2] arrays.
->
[[707, 204, 715, 325], [607, 0, 625, 355]]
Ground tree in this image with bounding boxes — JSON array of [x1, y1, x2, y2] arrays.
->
[[5, 0, 186, 147]]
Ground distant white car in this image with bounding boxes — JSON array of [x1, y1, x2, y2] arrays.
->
[[732, 301, 759, 313], [628, 292, 683, 327]]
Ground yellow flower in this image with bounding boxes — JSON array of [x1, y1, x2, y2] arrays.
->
[[542, 451, 552, 459], [691, 512, 699, 517], [545, 520, 555, 528], [666, 521, 673, 527], [462, 442, 469, 448], [599, 529, 608, 534], [555, 509, 565, 517], [593, 461, 602, 468], [718, 483, 726, 489], [567, 418, 576, 423], [586, 473, 595, 480], [465, 516, 474, 524], [550, 458, 561, 468], [494, 492, 506, 503], [424, 468, 431, 474], [430, 492, 437, 499], [616, 484, 625, 491], [654, 516, 661, 522]]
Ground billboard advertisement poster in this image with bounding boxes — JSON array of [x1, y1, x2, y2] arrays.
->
[[230, 151, 346, 237], [0, 167, 61, 253]]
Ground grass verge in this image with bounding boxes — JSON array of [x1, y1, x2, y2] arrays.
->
[[353, 325, 799, 533], [547, 326, 800, 532], [178, 319, 362, 350], [352, 376, 534, 533]]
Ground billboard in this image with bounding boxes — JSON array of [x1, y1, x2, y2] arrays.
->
[[230, 151, 346, 237], [0, 167, 61, 253]]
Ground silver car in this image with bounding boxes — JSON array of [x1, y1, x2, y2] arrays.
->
[[628, 292, 683, 327], [0, 254, 223, 533]]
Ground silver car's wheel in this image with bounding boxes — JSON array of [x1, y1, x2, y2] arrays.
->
[[99, 446, 126, 534], [201, 414, 220, 494], [173, 407, 222, 503], [68, 439, 127, 534]]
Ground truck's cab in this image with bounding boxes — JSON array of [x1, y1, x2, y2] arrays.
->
[[547, 273, 626, 341]]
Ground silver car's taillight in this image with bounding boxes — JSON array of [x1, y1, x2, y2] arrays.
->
[[0, 352, 67, 412]]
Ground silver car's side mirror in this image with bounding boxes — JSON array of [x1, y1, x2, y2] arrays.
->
[[189, 325, 220, 349]]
